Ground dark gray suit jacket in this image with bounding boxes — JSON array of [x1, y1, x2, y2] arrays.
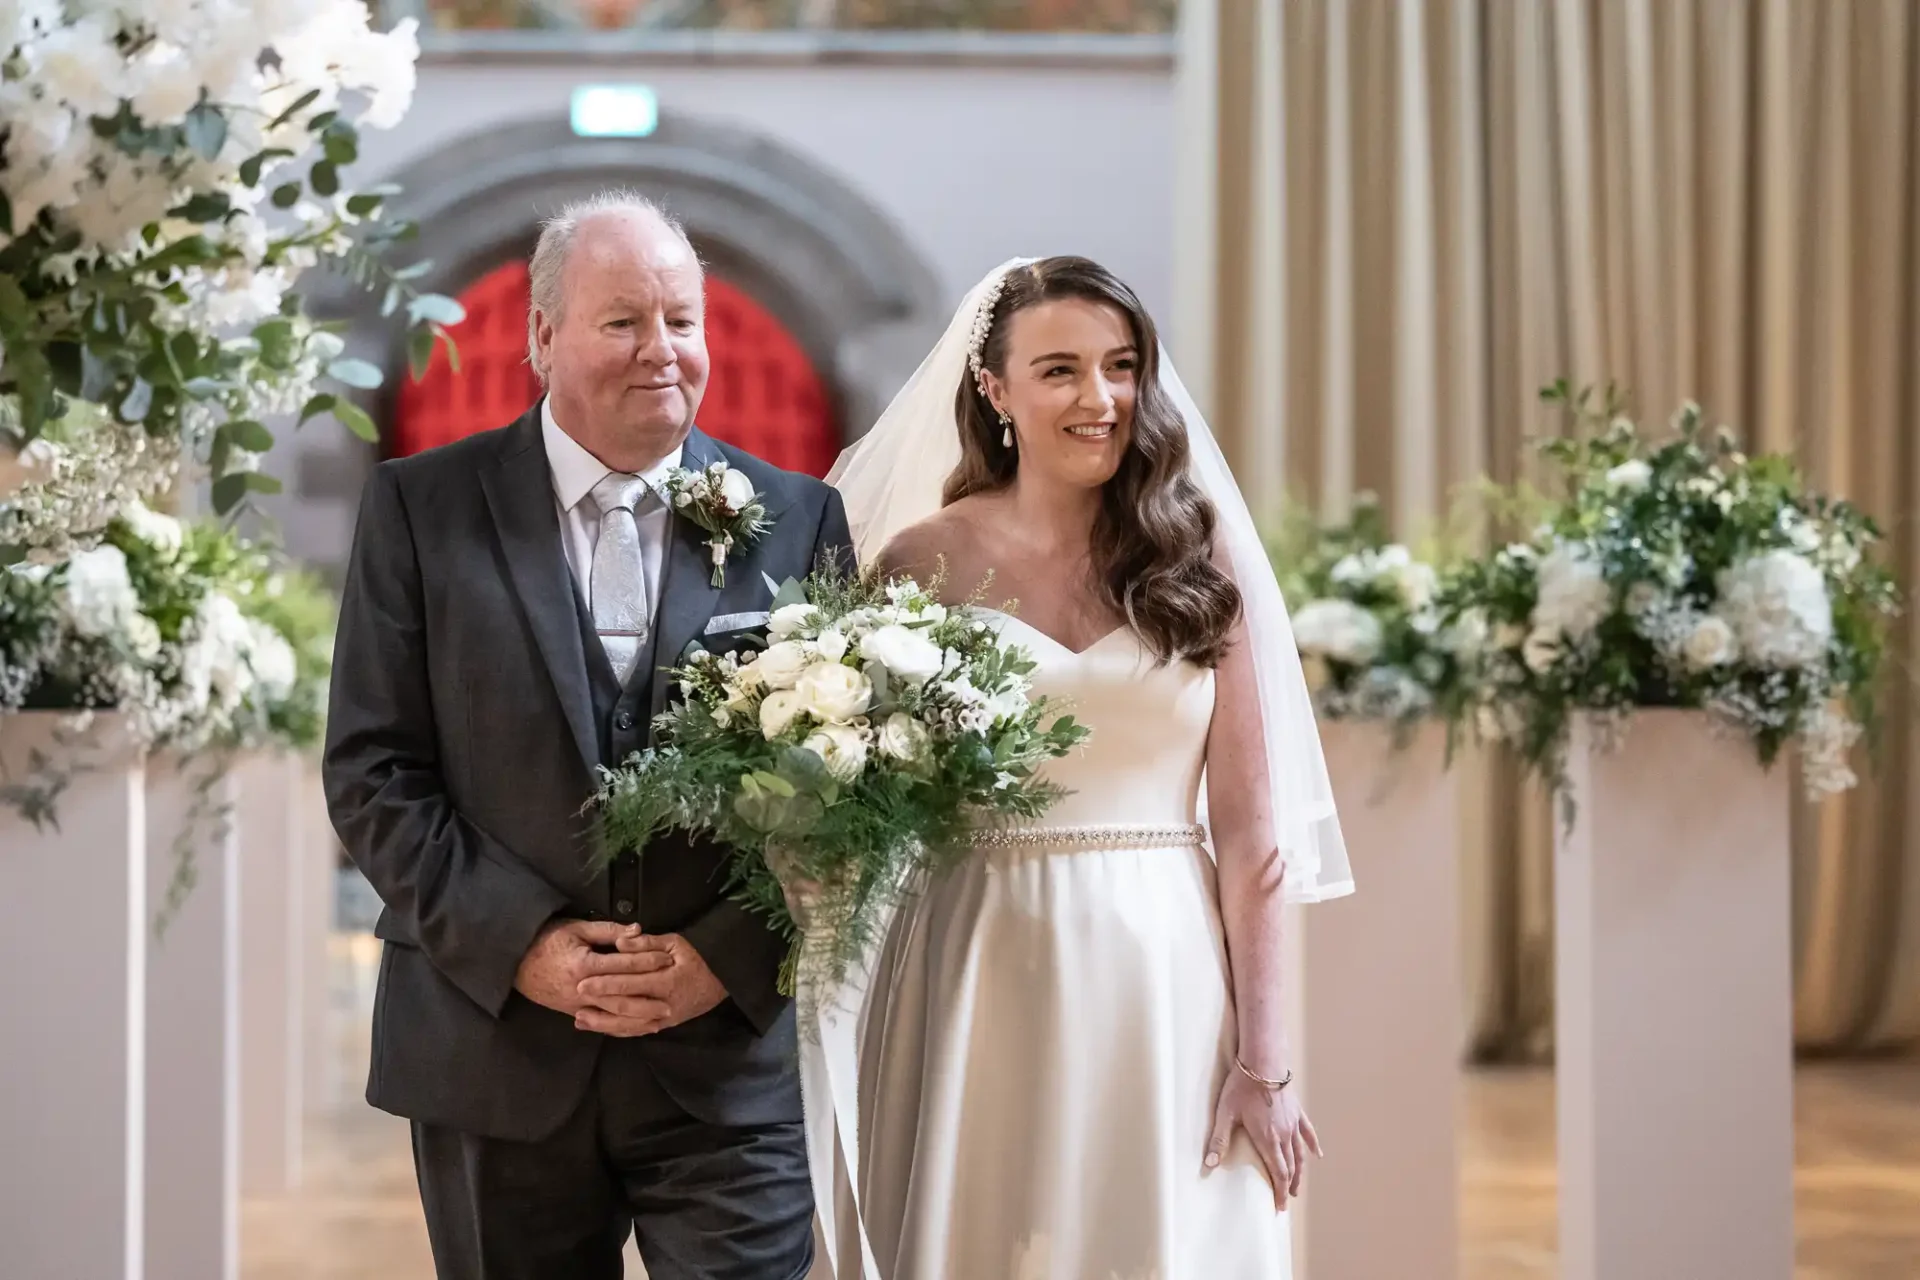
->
[[323, 407, 851, 1142]]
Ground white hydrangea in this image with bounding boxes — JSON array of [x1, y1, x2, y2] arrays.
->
[[243, 616, 298, 705], [61, 544, 139, 638], [1531, 541, 1612, 641], [120, 500, 184, 557], [1715, 550, 1832, 670], [1291, 599, 1385, 665]]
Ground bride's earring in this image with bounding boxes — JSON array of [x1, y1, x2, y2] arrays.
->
[[998, 410, 1015, 450]]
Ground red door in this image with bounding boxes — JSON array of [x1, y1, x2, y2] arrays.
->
[[392, 259, 841, 476]]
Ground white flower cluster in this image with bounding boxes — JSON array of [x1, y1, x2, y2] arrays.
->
[[1, 398, 184, 561], [682, 584, 1034, 786], [1, 502, 305, 754], [1287, 535, 1459, 724], [2, 0, 418, 254]]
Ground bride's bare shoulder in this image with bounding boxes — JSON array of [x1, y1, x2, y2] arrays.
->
[[875, 496, 1000, 593]]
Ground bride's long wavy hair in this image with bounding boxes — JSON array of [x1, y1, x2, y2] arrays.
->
[[943, 256, 1241, 666]]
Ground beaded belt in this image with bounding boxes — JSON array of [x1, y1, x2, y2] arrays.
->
[[962, 822, 1209, 852]]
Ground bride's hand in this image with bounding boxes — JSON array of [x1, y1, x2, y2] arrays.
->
[[1206, 1069, 1322, 1211]]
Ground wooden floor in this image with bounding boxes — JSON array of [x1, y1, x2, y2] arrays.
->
[[244, 935, 1920, 1279]]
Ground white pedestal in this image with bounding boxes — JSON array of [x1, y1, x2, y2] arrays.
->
[[234, 751, 305, 1195], [1296, 720, 1461, 1280], [1556, 711, 1794, 1280], [0, 713, 148, 1280], [299, 757, 336, 1114], [145, 756, 240, 1280]]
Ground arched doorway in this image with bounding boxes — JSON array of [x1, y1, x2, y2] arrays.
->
[[392, 259, 841, 476]]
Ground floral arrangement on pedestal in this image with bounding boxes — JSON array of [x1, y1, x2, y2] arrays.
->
[[1435, 383, 1900, 810], [1268, 492, 1477, 731], [0, 496, 334, 914], [0, 0, 459, 561]]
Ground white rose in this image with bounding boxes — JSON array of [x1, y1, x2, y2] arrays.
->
[[1606, 459, 1653, 490], [121, 500, 184, 557], [795, 661, 873, 724], [717, 466, 757, 512], [802, 722, 870, 782], [126, 613, 163, 661], [986, 684, 1030, 723], [1624, 581, 1665, 617], [1328, 553, 1367, 586], [750, 640, 811, 690], [1290, 599, 1384, 665], [876, 711, 932, 762], [768, 603, 818, 639], [1683, 615, 1739, 672], [812, 628, 848, 662], [1521, 626, 1564, 674], [1532, 541, 1612, 641], [62, 545, 139, 638], [245, 619, 298, 703], [858, 624, 946, 686], [1394, 560, 1439, 609], [759, 689, 805, 739], [1715, 550, 1832, 669]]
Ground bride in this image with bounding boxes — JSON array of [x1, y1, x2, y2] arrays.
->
[[816, 256, 1356, 1279]]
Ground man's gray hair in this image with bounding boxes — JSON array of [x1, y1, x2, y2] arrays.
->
[[525, 189, 695, 383]]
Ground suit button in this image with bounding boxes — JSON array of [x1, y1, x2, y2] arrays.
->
[[615, 899, 635, 916], [615, 710, 635, 732]]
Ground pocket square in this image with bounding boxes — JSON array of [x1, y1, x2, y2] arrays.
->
[[705, 611, 770, 635]]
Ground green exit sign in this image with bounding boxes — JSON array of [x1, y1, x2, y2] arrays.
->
[[570, 85, 659, 138]]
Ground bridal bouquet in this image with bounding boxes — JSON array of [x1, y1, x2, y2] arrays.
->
[[592, 567, 1089, 998], [1268, 492, 1475, 730], [1436, 383, 1899, 808]]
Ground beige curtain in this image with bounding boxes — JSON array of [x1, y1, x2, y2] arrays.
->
[[1177, 0, 1920, 1056]]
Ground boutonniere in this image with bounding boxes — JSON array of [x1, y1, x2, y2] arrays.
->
[[661, 461, 771, 587]]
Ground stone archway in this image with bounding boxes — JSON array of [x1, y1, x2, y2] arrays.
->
[[340, 109, 940, 439], [289, 110, 945, 572]]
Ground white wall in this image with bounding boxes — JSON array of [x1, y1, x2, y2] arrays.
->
[[362, 57, 1177, 331]]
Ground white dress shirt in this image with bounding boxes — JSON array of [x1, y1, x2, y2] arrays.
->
[[541, 399, 682, 619]]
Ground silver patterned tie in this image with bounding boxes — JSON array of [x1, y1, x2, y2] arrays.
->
[[588, 472, 655, 685]]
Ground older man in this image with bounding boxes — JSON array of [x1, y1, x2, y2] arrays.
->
[[324, 191, 847, 1279]]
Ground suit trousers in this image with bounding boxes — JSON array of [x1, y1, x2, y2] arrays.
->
[[411, 1032, 814, 1280]]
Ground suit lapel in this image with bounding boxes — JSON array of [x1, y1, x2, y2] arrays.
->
[[648, 427, 727, 722], [479, 408, 602, 772]]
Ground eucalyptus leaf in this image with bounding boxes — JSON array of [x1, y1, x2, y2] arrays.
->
[[268, 87, 320, 129], [438, 329, 461, 374], [391, 260, 433, 281], [182, 102, 228, 160], [238, 148, 295, 188], [309, 161, 339, 197], [406, 294, 465, 327], [326, 357, 383, 389], [322, 131, 357, 167], [117, 377, 154, 424], [407, 326, 434, 380], [225, 420, 275, 452], [333, 398, 378, 443], [211, 472, 249, 514], [298, 392, 338, 425], [0, 275, 29, 334], [270, 182, 302, 210]]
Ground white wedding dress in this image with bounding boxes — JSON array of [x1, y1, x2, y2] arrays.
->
[[853, 612, 1293, 1280]]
